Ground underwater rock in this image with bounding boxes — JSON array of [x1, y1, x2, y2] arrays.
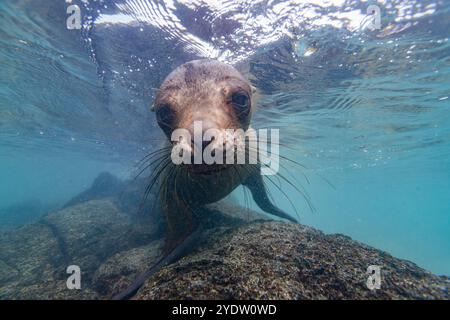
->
[[0, 222, 65, 299], [115, 177, 158, 218], [1, 200, 448, 300], [0, 199, 57, 231], [63, 172, 163, 228], [63, 172, 124, 208], [135, 222, 449, 300], [91, 240, 163, 298], [0, 199, 159, 299], [41, 200, 158, 281], [89, 202, 266, 299]]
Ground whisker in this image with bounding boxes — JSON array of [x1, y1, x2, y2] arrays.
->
[[233, 166, 250, 221], [245, 144, 310, 185], [138, 158, 172, 215], [241, 163, 301, 220], [276, 170, 315, 213], [246, 138, 336, 189], [134, 153, 170, 180], [153, 163, 178, 214], [264, 173, 300, 220], [137, 146, 172, 163], [242, 148, 314, 215]]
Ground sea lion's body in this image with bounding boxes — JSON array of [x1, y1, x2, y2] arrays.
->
[[154, 59, 295, 250], [114, 60, 294, 299]]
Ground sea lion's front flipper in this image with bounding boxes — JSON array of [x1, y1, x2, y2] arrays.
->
[[243, 169, 297, 223]]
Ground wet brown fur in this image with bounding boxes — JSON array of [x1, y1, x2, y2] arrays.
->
[[154, 60, 256, 253]]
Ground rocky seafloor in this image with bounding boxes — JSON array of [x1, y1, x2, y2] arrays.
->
[[0, 173, 449, 300]]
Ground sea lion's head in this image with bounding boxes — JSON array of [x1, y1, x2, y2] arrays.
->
[[154, 60, 254, 174]]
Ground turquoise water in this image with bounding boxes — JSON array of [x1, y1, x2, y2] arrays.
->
[[1, 0, 449, 277]]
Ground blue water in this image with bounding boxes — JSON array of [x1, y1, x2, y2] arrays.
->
[[1, 0, 449, 276]]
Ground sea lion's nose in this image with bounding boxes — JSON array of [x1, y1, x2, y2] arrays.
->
[[187, 118, 220, 152]]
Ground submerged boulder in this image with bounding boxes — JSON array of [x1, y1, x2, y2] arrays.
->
[[63, 172, 163, 228], [63, 172, 124, 209], [91, 240, 163, 298], [0, 199, 57, 231], [135, 222, 449, 300], [0, 199, 448, 300], [90, 203, 449, 300], [0, 199, 159, 299], [89, 202, 264, 299]]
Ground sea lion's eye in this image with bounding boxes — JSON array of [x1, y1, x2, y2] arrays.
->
[[231, 92, 250, 120], [231, 92, 249, 108], [156, 104, 175, 135]]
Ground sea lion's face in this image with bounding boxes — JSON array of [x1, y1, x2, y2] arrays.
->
[[154, 60, 253, 174]]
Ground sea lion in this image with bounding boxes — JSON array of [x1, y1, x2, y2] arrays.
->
[[114, 59, 295, 299]]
